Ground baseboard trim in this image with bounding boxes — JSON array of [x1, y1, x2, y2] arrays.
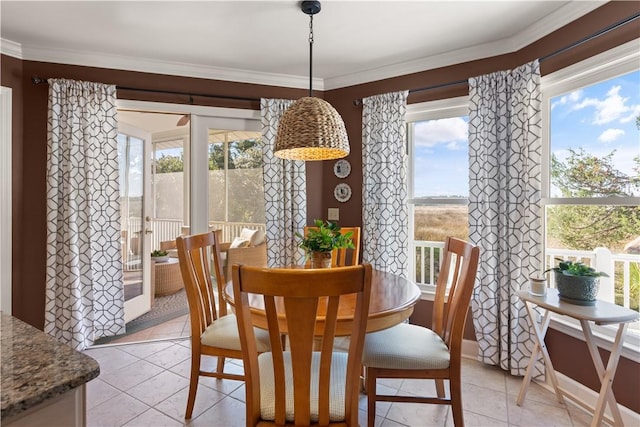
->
[[461, 339, 640, 425]]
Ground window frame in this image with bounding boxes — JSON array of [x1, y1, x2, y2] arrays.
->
[[541, 39, 640, 360]]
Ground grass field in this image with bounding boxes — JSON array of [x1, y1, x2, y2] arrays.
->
[[413, 205, 468, 241]]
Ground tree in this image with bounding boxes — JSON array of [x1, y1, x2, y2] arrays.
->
[[155, 154, 184, 173], [232, 139, 262, 169], [548, 149, 640, 251], [209, 138, 262, 170], [208, 143, 225, 170]]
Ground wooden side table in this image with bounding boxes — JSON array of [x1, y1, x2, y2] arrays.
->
[[516, 290, 638, 427]]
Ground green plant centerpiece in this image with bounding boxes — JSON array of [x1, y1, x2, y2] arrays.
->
[[150, 249, 169, 263], [546, 260, 609, 305], [296, 220, 355, 268]]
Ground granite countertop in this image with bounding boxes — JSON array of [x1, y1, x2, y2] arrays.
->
[[1, 312, 100, 420]]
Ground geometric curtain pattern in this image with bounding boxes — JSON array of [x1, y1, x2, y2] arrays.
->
[[361, 91, 409, 276], [468, 60, 543, 376], [44, 78, 125, 350], [260, 98, 307, 267]]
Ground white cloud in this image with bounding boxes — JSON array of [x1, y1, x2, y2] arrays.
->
[[620, 104, 640, 123], [551, 89, 582, 110], [414, 117, 467, 148], [572, 85, 636, 125], [598, 128, 625, 143], [446, 141, 461, 150]]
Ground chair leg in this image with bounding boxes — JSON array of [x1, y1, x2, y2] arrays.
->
[[185, 352, 200, 419], [216, 356, 226, 374], [435, 378, 445, 398], [365, 367, 376, 427], [450, 377, 464, 427]]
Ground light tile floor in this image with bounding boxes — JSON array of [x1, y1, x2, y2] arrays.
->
[[107, 314, 191, 344], [84, 335, 595, 427]]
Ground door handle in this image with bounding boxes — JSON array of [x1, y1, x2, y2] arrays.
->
[[144, 229, 153, 235]]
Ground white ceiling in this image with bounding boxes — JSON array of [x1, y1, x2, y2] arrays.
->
[[0, 1, 606, 91]]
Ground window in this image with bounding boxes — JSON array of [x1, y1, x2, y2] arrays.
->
[[542, 40, 640, 352], [406, 98, 469, 291], [207, 130, 265, 238], [153, 138, 186, 223]]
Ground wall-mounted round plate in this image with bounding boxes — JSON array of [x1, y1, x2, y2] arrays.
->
[[334, 183, 352, 202], [333, 159, 351, 178]]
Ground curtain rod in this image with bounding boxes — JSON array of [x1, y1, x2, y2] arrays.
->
[[31, 76, 261, 103], [353, 12, 640, 106]]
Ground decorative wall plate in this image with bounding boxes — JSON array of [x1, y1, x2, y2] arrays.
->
[[334, 183, 352, 202], [333, 159, 351, 178]]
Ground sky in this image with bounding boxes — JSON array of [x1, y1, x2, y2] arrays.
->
[[412, 69, 640, 198]]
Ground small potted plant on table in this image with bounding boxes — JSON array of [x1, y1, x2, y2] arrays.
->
[[546, 260, 609, 305], [150, 249, 170, 263], [296, 220, 355, 268]]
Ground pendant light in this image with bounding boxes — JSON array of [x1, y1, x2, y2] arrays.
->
[[274, 0, 349, 161]]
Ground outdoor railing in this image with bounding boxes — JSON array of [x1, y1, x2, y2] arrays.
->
[[122, 218, 267, 270], [545, 248, 639, 310], [410, 240, 445, 286], [208, 221, 266, 243], [411, 240, 639, 311]]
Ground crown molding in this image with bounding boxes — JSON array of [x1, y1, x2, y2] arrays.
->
[[323, 37, 519, 90], [3, 40, 322, 91], [0, 2, 608, 91], [510, 1, 607, 52], [323, 1, 607, 90], [0, 39, 22, 59]]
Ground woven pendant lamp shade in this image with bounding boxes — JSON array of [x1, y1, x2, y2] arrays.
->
[[274, 96, 350, 161]]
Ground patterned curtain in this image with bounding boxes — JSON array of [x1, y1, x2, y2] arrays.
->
[[45, 79, 124, 350], [468, 60, 543, 376], [260, 98, 306, 267], [361, 91, 409, 276]]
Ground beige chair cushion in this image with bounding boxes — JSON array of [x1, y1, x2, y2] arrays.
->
[[258, 351, 347, 423], [363, 323, 449, 370], [201, 314, 270, 353]]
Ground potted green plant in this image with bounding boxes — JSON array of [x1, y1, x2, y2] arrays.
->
[[546, 260, 609, 305], [296, 220, 355, 268], [150, 249, 170, 263]]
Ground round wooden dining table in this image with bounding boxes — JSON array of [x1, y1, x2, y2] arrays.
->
[[223, 267, 421, 336]]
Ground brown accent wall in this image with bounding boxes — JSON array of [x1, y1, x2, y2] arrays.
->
[[1, 55, 24, 316], [546, 328, 640, 412], [3, 0, 639, 413]]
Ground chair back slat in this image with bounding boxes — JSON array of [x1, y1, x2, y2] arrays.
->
[[176, 231, 227, 337], [233, 264, 372, 427], [432, 237, 480, 348]]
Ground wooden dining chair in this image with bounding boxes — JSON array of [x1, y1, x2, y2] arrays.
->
[[303, 225, 361, 266], [232, 263, 373, 427], [176, 230, 271, 419], [362, 237, 479, 427]]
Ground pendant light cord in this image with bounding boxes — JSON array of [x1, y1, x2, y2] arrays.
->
[[309, 14, 314, 97]]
